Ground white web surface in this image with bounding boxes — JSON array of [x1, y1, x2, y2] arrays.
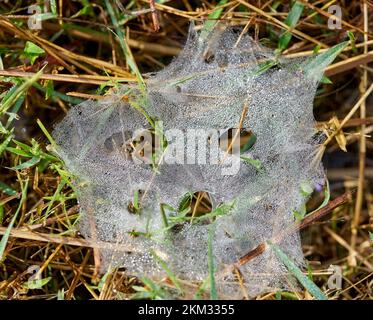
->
[[52, 24, 338, 298]]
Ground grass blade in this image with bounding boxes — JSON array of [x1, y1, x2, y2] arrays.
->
[[23, 276, 51, 289], [278, 1, 304, 52], [0, 178, 28, 262], [269, 242, 327, 300], [0, 181, 17, 196], [11, 156, 41, 170], [104, 0, 145, 88], [208, 223, 218, 300], [37, 118, 57, 148], [0, 67, 44, 114], [302, 41, 349, 80], [151, 250, 183, 294], [200, 0, 228, 41], [0, 132, 14, 156]]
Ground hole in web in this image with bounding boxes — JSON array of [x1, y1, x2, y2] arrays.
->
[[178, 191, 213, 218], [168, 191, 215, 233], [104, 129, 167, 164], [218, 128, 257, 154]]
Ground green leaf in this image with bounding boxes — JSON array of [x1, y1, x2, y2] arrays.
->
[[302, 41, 349, 80], [240, 132, 257, 153], [320, 75, 333, 84], [13, 140, 32, 152], [347, 31, 357, 54], [254, 59, 278, 76], [369, 231, 373, 241], [269, 242, 327, 300], [178, 192, 193, 212], [5, 147, 31, 157], [192, 201, 235, 224], [24, 41, 45, 55], [133, 189, 139, 211], [278, 1, 304, 52], [0, 181, 17, 196], [313, 45, 321, 54], [208, 224, 218, 300], [293, 203, 307, 221], [12, 156, 40, 170], [50, 0, 57, 15], [0, 205, 4, 225], [240, 156, 264, 173], [0, 122, 8, 135], [23, 41, 45, 65], [57, 289, 65, 300], [35, 12, 57, 21], [138, 277, 169, 300], [23, 277, 51, 289], [300, 181, 313, 196], [0, 179, 28, 261], [275, 291, 282, 300], [45, 80, 54, 100], [33, 82, 83, 105], [97, 270, 111, 292], [0, 67, 44, 114]]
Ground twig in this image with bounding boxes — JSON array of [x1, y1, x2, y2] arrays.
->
[[0, 226, 139, 253], [0, 70, 135, 85], [149, 0, 160, 31], [325, 51, 373, 77]]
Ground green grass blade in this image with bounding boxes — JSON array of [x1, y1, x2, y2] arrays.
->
[[11, 156, 41, 170], [0, 178, 28, 262], [151, 250, 183, 294], [23, 276, 51, 289], [57, 289, 65, 300], [50, 0, 57, 15], [302, 41, 349, 80], [0, 131, 14, 156], [208, 223, 218, 300], [193, 277, 209, 300], [200, 0, 228, 41], [33, 82, 83, 105], [278, 1, 304, 52], [0, 181, 17, 196], [104, 0, 145, 88], [269, 242, 327, 300], [0, 67, 44, 114], [37, 118, 57, 148]]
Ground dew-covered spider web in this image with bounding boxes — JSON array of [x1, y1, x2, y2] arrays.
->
[[52, 23, 345, 298]]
